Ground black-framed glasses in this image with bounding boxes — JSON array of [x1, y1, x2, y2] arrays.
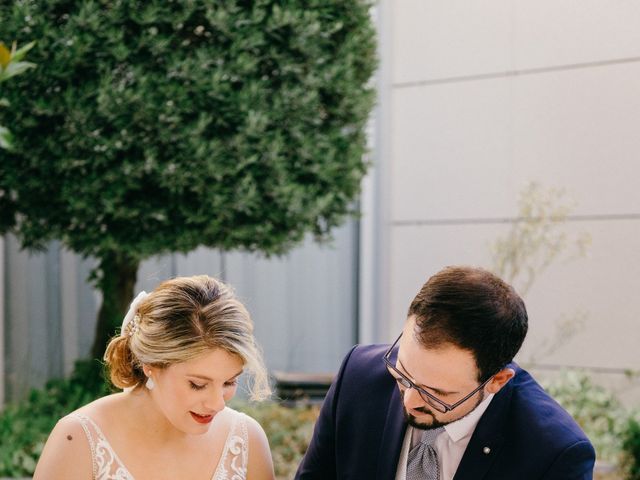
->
[[383, 333, 495, 414]]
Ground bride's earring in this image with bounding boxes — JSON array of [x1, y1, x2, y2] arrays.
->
[[146, 376, 155, 390]]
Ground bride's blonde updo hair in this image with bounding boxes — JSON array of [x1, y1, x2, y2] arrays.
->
[[104, 275, 271, 401]]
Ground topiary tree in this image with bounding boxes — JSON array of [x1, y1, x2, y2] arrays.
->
[[0, 1, 377, 361]]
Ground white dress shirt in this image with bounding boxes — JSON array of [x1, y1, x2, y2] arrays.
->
[[395, 394, 494, 480]]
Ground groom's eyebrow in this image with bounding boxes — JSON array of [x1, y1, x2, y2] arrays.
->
[[397, 359, 458, 396]]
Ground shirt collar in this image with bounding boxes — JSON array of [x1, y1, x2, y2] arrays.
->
[[443, 393, 494, 443]]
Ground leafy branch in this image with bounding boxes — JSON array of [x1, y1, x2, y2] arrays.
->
[[491, 181, 590, 296], [490, 182, 591, 362], [0, 40, 36, 150]]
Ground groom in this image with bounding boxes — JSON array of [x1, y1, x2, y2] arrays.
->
[[295, 266, 595, 479]]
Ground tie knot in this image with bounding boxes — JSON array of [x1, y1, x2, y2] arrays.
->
[[420, 426, 444, 446]]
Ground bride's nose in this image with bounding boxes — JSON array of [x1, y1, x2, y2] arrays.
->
[[204, 387, 226, 412]]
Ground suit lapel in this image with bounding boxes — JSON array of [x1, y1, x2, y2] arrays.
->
[[453, 376, 514, 480], [376, 380, 407, 480]]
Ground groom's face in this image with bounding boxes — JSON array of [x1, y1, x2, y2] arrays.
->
[[395, 317, 486, 429]]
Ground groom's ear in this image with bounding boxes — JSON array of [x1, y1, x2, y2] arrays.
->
[[485, 368, 515, 394]]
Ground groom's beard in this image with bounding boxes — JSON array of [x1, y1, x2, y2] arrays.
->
[[403, 404, 443, 430], [401, 390, 485, 431]]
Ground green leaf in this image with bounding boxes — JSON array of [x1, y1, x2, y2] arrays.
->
[[0, 125, 13, 150], [0, 60, 36, 83], [11, 41, 36, 62]]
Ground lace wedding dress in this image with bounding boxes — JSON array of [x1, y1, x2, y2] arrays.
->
[[69, 408, 249, 480]]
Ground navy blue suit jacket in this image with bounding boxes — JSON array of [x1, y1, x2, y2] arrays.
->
[[296, 344, 595, 479]]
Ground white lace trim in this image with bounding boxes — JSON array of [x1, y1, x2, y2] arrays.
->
[[212, 412, 249, 480], [69, 409, 249, 480]]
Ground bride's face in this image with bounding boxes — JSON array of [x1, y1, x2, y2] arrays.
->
[[145, 348, 244, 435]]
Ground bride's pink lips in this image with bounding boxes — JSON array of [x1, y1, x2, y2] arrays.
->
[[190, 411, 214, 424]]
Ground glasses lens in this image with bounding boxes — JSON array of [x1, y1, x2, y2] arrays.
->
[[417, 391, 448, 413], [387, 366, 449, 413], [387, 366, 406, 384], [397, 377, 411, 389]]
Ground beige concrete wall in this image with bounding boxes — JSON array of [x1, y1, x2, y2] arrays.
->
[[380, 1, 640, 387]]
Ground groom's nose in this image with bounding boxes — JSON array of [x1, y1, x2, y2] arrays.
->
[[402, 385, 426, 411]]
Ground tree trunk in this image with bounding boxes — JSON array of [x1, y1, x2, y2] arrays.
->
[[90, 252, 139, 361]]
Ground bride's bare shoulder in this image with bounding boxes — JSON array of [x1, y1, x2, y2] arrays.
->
[[73, 391, 126, 419], [33, 392, 127, 479], [32, 410, 94, 480]]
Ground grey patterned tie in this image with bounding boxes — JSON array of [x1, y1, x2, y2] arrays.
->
[[406, 426, 444, 480]]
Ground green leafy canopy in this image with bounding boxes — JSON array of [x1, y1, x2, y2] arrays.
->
[[0, 0, 377, 262]]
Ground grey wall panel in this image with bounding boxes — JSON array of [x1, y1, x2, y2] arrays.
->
[[2, 218, 359, 403], [224, 220, 358, 375], [43, 243, 63, 383], [60, 249, 80, 376], [136, 255, 175, 293], [5, 235, 37, 400], [76, 257, 99, 361], [4, 236, 64, 400], [174, 246, 224, 279]]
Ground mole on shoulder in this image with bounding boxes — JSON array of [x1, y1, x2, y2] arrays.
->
[[66, 434, 73, 441]]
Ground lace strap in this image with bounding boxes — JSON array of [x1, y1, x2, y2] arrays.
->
[[213, 411, 250, 480], [67, 412, 134, 480], [68, 413, 99, 479]]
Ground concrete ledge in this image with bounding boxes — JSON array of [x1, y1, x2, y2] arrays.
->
[[272, 371, 333, 404]]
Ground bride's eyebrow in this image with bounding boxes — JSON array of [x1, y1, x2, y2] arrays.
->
[[188, 374, 213, 381], [187, 369, 243, 382], [226, 369, 243, 381]]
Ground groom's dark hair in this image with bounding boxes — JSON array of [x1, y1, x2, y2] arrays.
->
[[408, 265, 528, 382]]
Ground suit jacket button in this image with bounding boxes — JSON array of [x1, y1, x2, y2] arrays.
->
[[483, 447, 491, 454]]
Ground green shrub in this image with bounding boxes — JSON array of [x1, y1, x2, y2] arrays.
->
[[0, 360, 110, 477], [233, 400, 319, 479], [0, 366, 318, 478], [543, 370, 626, 463], [622, 415, 640, 480]]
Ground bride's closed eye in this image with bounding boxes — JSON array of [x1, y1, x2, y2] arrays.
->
[[189, 379, 238, 390]]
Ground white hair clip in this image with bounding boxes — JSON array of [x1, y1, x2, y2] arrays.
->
[[121, 291, 149, 338]]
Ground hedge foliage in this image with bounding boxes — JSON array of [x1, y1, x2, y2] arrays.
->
[[0, 361, 110, 477], [623, 415, 640, 480], [543, 370, 627, 463]]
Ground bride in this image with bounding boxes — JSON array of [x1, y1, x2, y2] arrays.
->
[[34, 275, 275, 480]]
